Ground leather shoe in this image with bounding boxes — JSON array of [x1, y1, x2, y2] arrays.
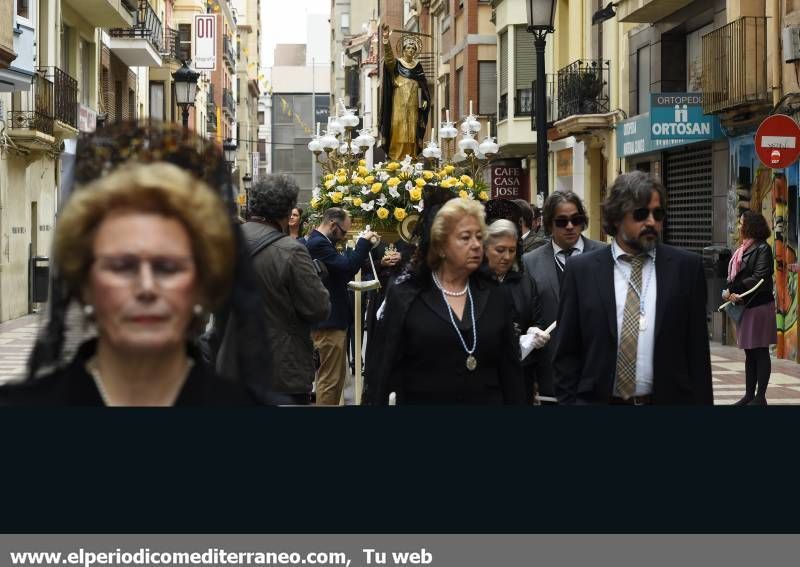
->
[[732, 395, 754, 406], [747, 396, 768, 406]]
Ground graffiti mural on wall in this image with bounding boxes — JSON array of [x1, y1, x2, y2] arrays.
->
[[730, 135, 799, 362]]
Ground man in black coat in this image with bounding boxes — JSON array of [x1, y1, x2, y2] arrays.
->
[[552, 171, 713, 405], [306, 207, 377, 405]]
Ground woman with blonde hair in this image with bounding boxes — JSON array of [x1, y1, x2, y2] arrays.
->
[[1, 123, 260, 406], [364, 192, 525, 405]]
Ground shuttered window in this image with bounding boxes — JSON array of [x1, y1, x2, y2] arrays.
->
[[514, 25, 535, 117], [178, 24, 191, 62], [478, 61, 496, 116], [499, 30, 508, 95]]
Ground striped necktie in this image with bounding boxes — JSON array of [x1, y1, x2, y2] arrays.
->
[[615, 254, 645, 399]]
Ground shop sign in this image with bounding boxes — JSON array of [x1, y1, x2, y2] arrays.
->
[[78, 104, 96, 133], [490, 160, 529, 201], [650, 93, 715, 140], [194, 15, 216, 70], [616, 108, 723, 159]]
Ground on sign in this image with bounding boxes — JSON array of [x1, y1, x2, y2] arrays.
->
[[755, 114, 800, 169], [194, 14, 216, 70]]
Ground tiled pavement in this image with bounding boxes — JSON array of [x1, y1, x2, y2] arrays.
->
[[1, 314, 799, 403]]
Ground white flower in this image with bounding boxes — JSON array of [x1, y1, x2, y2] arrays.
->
[[361, 200, 376, 211], [341, 185, 350, 194], [312, 186, 321, 199], [400, 157, 414, 175], [361, 186, 371, 195], [389, 186, 400, 199], [413, 200, 424, 212], [377, 171, 390, 182], [377, 195, 388, 206], [405, 181, 413, 191]]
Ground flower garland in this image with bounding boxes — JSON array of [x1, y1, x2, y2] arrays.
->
[[309, 156, 490, 229]]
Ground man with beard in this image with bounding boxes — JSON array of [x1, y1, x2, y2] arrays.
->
[[551, 171, 712, 405], [307, 208, 377, 405]]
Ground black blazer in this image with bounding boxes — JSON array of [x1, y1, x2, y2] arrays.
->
[[551, 243, 713, 405], [728, 241, 774, 308]]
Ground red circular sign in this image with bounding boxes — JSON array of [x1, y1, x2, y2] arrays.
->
[[755, 114, 800, 169]]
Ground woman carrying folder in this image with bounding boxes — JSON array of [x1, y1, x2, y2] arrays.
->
[[723, 211, 777, 406]]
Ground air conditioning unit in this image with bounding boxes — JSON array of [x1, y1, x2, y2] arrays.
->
[[782, 26, 800, 63]]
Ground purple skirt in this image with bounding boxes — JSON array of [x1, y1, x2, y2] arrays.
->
[[737, 300, 778, 349]]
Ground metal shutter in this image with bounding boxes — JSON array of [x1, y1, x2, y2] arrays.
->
[[663, 144, 713, 253], [499, 31, 508, 95], [514, 25, 536, 90]]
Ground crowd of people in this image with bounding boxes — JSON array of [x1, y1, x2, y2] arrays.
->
[[0, 122, 779, 406]]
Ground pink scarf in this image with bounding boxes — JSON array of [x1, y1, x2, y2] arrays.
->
[[728, 239, 755, 282]]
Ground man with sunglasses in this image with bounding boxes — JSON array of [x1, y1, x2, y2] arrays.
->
[[552, 171, 712, 405], [521, 191, 606, 403], [307, 207, 378, 405]]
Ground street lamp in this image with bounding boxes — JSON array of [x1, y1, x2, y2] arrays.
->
[[242, 172, 253, 212], [526, 0, 557, 202], [223, 138, 237, 167], [172, 60, 200, 130]]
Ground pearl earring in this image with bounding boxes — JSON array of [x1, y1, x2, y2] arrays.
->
[[82, 304, 94, 318], [193, 304, 204, 316]]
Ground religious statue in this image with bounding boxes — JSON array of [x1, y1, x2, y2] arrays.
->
[[379, 23, 431, 161]]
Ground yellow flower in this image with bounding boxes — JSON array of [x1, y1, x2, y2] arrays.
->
[[459, 190, 469, 199], [386, 177, 401, 187], [440, 178, 456, 189], [358, 159, 366, 166], [371, 182, 383, 194], [330, 191, 344, 204], [422, 170, 435, 180], [364, 175, 375, 184], [357, 166, 369, 177], [386, 162, 401, 171], [324, 178, 337, 189], [415, 177, 427, 187], [335, 168, 347, 176], [336, 174, 347, 184], [394, 207, 407, 221], [353, 177, 365, 185], [460, 175, 474, 187], [444, 165, 455, 174], [479, 191, 489, 202], [310, 197, 321, 209], [324, 173, 334, 181], [409, 188, 422, 201], [353, 197, 363, 207], [376, 207, 389, 219], [455, 181, 464, 188]]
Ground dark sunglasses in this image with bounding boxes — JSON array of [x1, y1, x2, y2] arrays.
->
[[333, 221, 346, 235], [553, 215, 587, 228], [632, 207, 666, 222]]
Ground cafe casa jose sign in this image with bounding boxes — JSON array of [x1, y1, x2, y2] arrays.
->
[[490, 159, 530, 201], [616, 93, 723, 158]]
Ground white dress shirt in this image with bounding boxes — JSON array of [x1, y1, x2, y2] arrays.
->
[[611, 240, 657, 396], [552, 237, 585, 271]]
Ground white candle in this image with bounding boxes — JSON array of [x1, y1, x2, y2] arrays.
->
[[446, 109, 450, 123], [316, 122, 320, 136], [469, 100, 473, 115]]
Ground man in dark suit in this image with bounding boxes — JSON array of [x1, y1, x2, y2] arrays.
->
[[307, 207, 377, 405], [514, 199, 547, 253], [552, 171, 713, 405], [521, 191, 606, 403]]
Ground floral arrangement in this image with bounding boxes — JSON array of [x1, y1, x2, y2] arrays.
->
[[309, 156, 490, 230]]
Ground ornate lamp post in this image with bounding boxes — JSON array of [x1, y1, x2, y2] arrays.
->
[[242, 172, 253, 211], [223, 138, 237, 169], [526, 0, 557, 202], [172, 61, 200, 130]]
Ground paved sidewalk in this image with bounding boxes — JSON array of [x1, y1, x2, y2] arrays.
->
[[1, 314, 799, 403]]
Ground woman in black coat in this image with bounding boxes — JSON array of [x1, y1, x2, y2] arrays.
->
[[363, 197, 526, 405], [723, 211, 777, 405], [484, 219, 547, 404]]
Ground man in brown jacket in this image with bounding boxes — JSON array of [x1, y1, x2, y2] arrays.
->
[[242, 174, 331, 404]]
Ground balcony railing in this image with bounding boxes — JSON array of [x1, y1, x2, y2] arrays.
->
[[499, 93, 508, 121], [161, 26, 181, 61], [223, 88, 235, 116], [38, 67, 78, 129], [8, 71, 55, 136], [223, 36, 236, 68], [531, 74, 557, 129], [556, 59, 610, 119], [207, 101, 217, 132], [701, 17, 768, 114], [109, 0, 164, 54]]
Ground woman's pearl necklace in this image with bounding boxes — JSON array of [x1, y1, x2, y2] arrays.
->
[[432, 271, 469, 297]]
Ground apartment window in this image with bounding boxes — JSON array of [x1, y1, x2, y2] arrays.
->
[[478, 61, 496, 116], [456, 67, 464, 119], [341, 13, 350, 30], [237, 78, 241, 103], [637, 45, 651, 114], [150, 82, 165, 121], [499, 30, 508, 119], [514, 25, 535, 116], [178, 24, 192, 62], [62, 26, 73, 75], [80, 40, 91, 106], [17, 0, 29, 19]]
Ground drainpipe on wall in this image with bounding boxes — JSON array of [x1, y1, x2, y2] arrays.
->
[[771, 0, 782, 106]]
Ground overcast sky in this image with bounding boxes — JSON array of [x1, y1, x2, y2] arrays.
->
[[261, 0, 329, 67]]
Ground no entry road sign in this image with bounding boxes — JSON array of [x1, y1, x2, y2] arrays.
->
[[755, 114, 800, 169]]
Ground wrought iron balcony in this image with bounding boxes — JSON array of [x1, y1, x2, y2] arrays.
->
[[223, 36, 236, 69], [531, 74, 557, 130], [223, 88, 236, 116], [7, 70, 54, 136], [38, 67, 78, 130], [556, 59, 610, 119], [701, 17, 768, 114], [161, 26, 182, 61], [109, 0, 164, 62], [207, 101, 218, 133]]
